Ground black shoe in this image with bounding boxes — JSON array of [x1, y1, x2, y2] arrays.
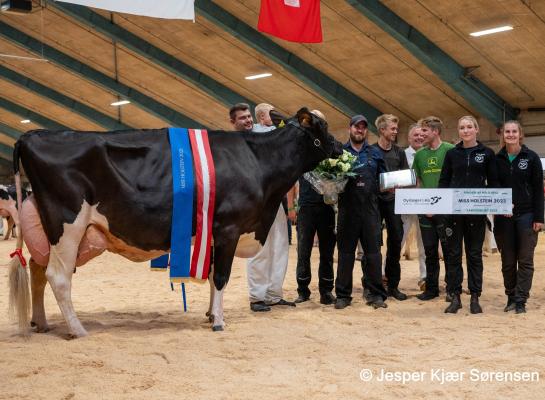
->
[[334, 298, 351, 309], [250, 301, 271, 312], [470, 293, 482, 314], [515, 302, 526, 314], [366, 297, 388, 309], [416, 291, 439, 301], [444, 294, 462, 313], [268, 298, 296, 307], [504, 297, 516, 312], [362, 287, 372, 301], [445, 293, 453, 303], [320, 292, 336, 305], [294, 294, 310, 304], [388, 288, 408, 301]]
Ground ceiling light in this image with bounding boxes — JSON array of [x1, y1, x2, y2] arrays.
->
[[470, 25, 513, 37], [20, 119, 30, 124], [110, 100, 131, 106], [245, 73, 272, 80]]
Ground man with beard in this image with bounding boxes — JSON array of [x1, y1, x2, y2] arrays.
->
[[335, 115, 388, 309], [229, 103, 295, 312], [372, 114, 409, 301]]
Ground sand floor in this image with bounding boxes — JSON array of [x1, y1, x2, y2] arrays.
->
[[1, 233, 545, 399]]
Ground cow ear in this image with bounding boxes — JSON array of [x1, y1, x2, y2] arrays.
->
[[270, 109, 286, 128], [297, 108, 313, 128]]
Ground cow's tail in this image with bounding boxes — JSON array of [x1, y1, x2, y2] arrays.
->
[[8, 140, 30, 336]]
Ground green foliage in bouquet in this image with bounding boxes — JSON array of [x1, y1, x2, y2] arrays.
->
[[312, 150, 359, 180]]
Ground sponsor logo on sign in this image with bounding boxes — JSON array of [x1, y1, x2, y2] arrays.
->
[[402, 196, 442, 205], [518, 159, 528, 170], [430, 196, 441, 205], [475, 153, 485, 163]]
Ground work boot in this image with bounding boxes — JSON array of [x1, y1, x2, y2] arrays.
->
[[444, 293, 462, 313], [250, 301, 271, 312], [387, 287, 408, 301], [470, 293, 483, 314], [334, 298, 351, 309], [320, 292, 336, 305], [366, 296, 388, 309], [504, 296, 516, 312], [515, 302, 527, 314], [445, 293, 453, 302], [416, 291, 438, 301], [294, 294, 310, 304]]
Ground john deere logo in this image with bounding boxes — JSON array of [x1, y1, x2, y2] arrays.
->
[[427, 157, 438, 167]]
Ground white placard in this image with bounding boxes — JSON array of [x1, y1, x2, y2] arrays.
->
[[395, 188, 512, 215]]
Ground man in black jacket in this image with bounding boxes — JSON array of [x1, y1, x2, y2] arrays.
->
[[372, 114, 409, 300]]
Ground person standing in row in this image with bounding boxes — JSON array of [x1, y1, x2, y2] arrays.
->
[[413, 116, 454, 301], [293, 110, 336, 306], [335, 115, 388, 309], [400, 124, 426, 290], [372, 114, 409, 301], [494, 121, 543, 314], [439, 116, 498, 314]]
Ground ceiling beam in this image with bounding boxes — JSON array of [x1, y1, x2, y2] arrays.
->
[[346, 0, 517, 125], [194, 0, 384, 130], [50, 1, 256, 109], [0, 64, 131, 130], [0, 97, 69, 130], [0, 21, 202, 128], [0, 121, 24, 140]]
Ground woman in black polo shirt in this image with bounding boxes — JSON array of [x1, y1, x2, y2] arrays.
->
[[494, 120, 544, 314]]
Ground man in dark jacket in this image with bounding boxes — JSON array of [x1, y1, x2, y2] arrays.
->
[[335, 115, 388, 310], [372, 114, 409, 301]]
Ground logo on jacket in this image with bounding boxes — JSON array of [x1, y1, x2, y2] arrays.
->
[[518, 159, 528, 170], [427, 157, 437, 167], [474, 153, 485, 163]]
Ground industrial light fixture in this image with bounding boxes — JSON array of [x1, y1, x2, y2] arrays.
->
[[470, 25, 513, 37], [110, 100, 131, 106], [245, 73, 272, 80], [20, 119, 30, 124]]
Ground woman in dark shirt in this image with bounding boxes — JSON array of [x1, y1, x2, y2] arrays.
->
[[494, 120, 544, 314], [439, 115, 498, 314]]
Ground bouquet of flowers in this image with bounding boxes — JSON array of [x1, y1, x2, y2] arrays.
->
[[304, 150, 359, 204]]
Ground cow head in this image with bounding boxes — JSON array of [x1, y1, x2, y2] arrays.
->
[[293, 108, 343, 170]]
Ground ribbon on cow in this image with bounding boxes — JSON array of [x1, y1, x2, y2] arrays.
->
[[150, 128, 215, 283]]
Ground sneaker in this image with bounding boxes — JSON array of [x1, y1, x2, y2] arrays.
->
[[320, 292, 336, 305], [250, 301, 271, 312], [416, 291, 439, 301], [334, 298, 351, 309], [387, 288, 408, 301]]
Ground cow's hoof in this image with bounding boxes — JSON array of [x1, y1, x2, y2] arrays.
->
[[66, 329, 88, 340], [212, 325, 224, 332]]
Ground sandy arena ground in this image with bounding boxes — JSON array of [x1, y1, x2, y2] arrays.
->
[[1, 231, 545, 399]]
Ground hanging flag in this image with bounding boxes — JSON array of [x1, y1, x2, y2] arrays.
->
[[258, 0, 323, 43], [55, 0, 195, 20]]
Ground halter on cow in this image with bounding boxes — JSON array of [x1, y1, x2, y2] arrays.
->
[[8, 108, 343, 338]]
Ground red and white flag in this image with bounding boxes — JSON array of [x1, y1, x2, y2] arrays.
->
[[188, 129, 215, 280], [258, 0, 323, 43], [56, 0, 195, 20]]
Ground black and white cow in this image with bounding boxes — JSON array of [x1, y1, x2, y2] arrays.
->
[[0, 184, 30, 240], [8, 108, 342, 337]]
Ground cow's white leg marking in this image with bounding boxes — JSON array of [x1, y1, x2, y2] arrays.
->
[[29, 259, 49, 332], [211, 286, 225, 331], [206, 273, 214, 322], [46, 201, 95, 338]]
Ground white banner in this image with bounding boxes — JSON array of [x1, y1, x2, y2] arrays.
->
[[56, 0, 195, 20], [395, 188, 512, 215]]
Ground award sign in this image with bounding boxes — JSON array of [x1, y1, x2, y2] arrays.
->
[[379, 169, 416, 191], [395, 188, 512, 215]]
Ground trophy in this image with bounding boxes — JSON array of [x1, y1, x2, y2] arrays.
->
[[379, 169, 416, 192]]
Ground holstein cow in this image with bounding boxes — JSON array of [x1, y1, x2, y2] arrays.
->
[[0, 185, 29, 240], [8, 108, 342, 337]]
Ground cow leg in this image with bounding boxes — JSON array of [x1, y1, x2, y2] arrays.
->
[[210, 238, 238, 331], [29, 258, 50, 333], [4, 216, 13, 240]]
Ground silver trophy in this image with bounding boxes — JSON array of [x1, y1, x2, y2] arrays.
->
[[379, 169, 416, 192]]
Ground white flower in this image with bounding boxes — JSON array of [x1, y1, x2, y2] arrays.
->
[[329, 158, 338, 167], [341, 152, 349, 162], [341, 162, 350, 172]]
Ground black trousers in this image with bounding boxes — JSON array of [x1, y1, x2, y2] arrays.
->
[[444, 215, 486, 295], [379, 199, 403, 289], [418, 215, 448, 295], [335, 208, 386, 301], [494, 213, 538, 303], [296, 205, 336, 297]]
